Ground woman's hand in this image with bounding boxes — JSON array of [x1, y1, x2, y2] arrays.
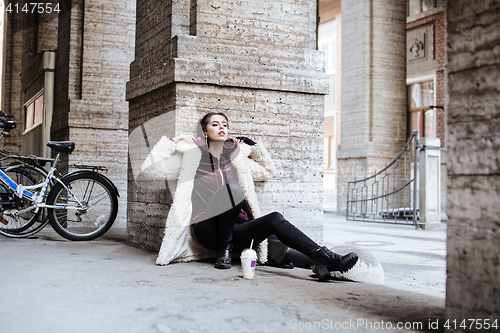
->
[[234, 137, 243, 145], [235, 136, 256, 146], [173, 135, 196, 144]]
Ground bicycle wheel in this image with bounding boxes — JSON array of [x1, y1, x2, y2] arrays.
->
[[46, 171, 118, 241], [0, 165, 49, 237]]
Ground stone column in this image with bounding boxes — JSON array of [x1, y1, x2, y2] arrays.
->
[[445, 0, 500, 327], [336, 0, 407, 215], [1, 9, 24, 152], [53, 0, 136, 228], [126, 0, 328, 250], [418, 137, 441, 229]]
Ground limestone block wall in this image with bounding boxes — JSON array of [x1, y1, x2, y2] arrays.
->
[[36, 7, 59, 52], [54, 0, 136, 228], [337, 0, 407, 214], [2, 3, 58, 153], [2, 1, 134, 229], [1, 11, 24, 152], [173, 85, 326, 239], [127, 85, 177, 250], [445, 0, 500, 329], [53, 1, 83, 136], [127, 0, 328, 251]]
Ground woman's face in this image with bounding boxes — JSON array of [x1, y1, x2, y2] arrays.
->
[[204, 115, 229, 143]]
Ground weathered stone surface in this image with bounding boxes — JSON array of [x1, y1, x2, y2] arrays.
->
[[3, 0, 134, 230], [447, 64, 500, 124], [67, 126, 129, 228], [446, 2, 500, 74], [127, 0, 327, 250], [126, 61, 176, 100], [1, 10, 24, 152], [336, 0, 407, 214], [126, 36, 329, 100], [446, 277, 500, 328], [446, 175, 500, 233], [447, 219, 500, 282], [447, 118, 500, 175], [50, 0, 136, 228], [195, 0, 316, 48], [445, 0, 500, 329]]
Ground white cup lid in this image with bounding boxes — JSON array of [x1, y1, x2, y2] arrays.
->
[[240, 248, 257, 259]]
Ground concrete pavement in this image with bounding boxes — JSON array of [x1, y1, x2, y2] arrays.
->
[[0, 213, 446, 333], [323, 213, 446, 298]]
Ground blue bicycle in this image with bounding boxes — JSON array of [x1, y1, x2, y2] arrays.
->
[[0, 149, 51, 238], [0, 119, 119, 240]]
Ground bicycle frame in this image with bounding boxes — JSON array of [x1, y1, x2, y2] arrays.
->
[[0, 152, 86, 214]]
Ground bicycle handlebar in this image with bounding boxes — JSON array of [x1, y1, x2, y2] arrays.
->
[[0, 119, 16, 130], [0, 110, 14, 119]]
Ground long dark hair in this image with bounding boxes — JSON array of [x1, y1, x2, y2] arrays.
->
[[199, 112, 229, 136]]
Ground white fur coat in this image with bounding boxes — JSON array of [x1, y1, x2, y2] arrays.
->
[[140, 136, 275, 265]]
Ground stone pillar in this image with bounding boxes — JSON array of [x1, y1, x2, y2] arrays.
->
[[418, 137, 441, 229], [336, 0, 407, 215], [53, 0, 136, 228], [126, 0, 328, 250], [445, 0, 500, 328], [1, 9, 24, 152]]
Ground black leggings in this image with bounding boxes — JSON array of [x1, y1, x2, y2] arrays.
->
[[193, 181, 320, 257]]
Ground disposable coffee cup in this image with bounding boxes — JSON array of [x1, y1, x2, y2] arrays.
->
[[240, 248, 257, 279]]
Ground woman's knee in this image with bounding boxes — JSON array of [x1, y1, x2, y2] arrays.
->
[[268, 211, 285, 223], [262, 212, 288, 231]]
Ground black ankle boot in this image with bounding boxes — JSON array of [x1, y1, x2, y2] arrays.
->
[[311, 246, 358, 282], [215, 244, 233, 269]]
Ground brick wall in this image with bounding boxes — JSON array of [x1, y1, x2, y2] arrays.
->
[[407, 11, 445, 147], [445, 1, 500, 330]]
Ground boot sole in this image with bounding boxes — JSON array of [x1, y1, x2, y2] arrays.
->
[[313, 265, 332, 282], [215, 262, 231, 269], [313, 253, 359, 281], [331, 253, 358, 273]]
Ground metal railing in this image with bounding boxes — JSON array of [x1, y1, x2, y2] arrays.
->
[[346, 130, 419, 227]]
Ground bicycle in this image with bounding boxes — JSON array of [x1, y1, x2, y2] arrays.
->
[[0, 118, 119, 240], [0, 111, 52, 237], [0, 151, 52, 238]]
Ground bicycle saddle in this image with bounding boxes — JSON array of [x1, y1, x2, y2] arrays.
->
[[0, 120, 16, 129], [47, 141, 76, 154]]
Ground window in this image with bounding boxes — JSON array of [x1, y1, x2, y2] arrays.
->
[[407, 80, 435, 138], [407, 0, 444, 17], [318, 20, 336, 75], [24, 93, 44, 133]]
